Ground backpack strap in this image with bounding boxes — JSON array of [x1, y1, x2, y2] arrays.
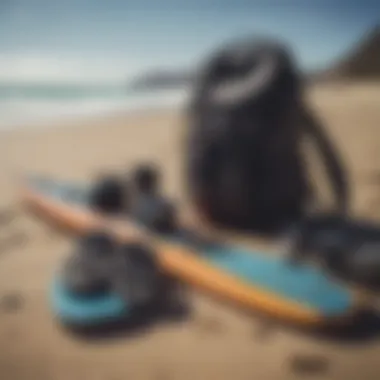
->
[[300, 106, 350, 216]]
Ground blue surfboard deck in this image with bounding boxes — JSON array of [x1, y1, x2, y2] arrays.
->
[[51, 276, 129, 325], [27, 176, 355, 317]]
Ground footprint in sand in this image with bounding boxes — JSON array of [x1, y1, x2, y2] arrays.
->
[[361, 171, 380, 185], [0, 206, 30, 255], [0, 207, 18, 226], [194, 315, 227, 336], [253, 321, 277, 341], [0, 231, 29, 256], [0, 293, 24, 313], [289, 354, 330, 376], [153, 369, 172, 380]]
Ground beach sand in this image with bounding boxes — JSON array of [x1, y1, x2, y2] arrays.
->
[[1, 83, 380, 380]]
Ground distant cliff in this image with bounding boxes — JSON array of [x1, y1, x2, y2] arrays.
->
[[128, 69, 194, 91], [131, 26, 380, 90], [323, 25, 380, 80]]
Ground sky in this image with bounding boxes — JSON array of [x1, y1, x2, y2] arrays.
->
[[0, 0, 378, 83]]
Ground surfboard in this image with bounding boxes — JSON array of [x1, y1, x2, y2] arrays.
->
[[21, 175, 362, 327]]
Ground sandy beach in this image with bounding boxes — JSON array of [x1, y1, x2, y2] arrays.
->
[[1, 82, 380, 380]]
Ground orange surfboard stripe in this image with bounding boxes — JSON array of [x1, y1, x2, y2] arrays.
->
[[20, 186, 361, 326]]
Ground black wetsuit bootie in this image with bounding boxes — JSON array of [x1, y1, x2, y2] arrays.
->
[[130, 163, 178, 234], [62, 231, 117, 296], [89, 175, 129, 214], [53, 232, 166, 328]]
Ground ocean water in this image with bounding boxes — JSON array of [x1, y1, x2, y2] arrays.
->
[[0, 83, 190, 130]]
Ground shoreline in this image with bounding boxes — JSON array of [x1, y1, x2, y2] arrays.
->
[[0, 104, 185, 136], [1, 80, 379, 135]]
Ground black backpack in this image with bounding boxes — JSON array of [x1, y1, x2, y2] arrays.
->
[[185, 37, 349, 233]]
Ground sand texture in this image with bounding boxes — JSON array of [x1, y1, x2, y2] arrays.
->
[[1, 83, 380, 380]]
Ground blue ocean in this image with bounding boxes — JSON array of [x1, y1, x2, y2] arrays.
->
[[0, 82, 189, 130]]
